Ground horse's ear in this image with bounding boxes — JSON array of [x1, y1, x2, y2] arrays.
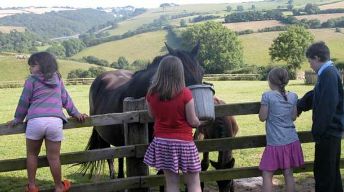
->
[[191, 41, 200, 57], [165, 42, 175, 55]]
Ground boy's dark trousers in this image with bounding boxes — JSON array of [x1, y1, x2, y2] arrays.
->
[[314, 134, 343, 192]]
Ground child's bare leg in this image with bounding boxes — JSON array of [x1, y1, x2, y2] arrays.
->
[[26, 139, 43, 189], [45, 139, 64, 192], [283, 168, 295, 192], [262, 171, 274, 192], [163, 170, 180, 192], [184, 172, 202, 192]]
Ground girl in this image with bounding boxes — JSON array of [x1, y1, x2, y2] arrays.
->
[[143, 56, 202, 192], [258, 67, 304, 192], [8, 52, 87, 192]]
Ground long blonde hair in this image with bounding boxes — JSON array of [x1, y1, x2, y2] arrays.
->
[[148, 56, 185, 100], [268, 67, 289, 101]]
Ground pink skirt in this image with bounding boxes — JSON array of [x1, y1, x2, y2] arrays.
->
[[144, 137, 201, 174], [259, 140, 304, 171]]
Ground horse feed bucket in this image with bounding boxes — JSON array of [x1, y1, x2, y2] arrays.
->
[[188, 84, 215, 120]]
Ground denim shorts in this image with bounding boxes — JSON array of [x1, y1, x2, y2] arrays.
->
[[26, 117, 63, 142]]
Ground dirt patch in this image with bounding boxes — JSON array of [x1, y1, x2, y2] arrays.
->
[[223, 20, 285, 32], [296, 13, 344, 22], [319, 1, 344, 10]]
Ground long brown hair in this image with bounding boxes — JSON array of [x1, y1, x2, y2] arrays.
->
[[148, 56, 185, 100], [28, 52, 59, 80], [268, 67, 289, 101]]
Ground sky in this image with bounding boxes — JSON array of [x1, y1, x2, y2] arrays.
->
[[0, 0, 262, 8]]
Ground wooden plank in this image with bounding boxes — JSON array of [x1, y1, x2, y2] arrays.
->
[[0, 146, 135, 172], [40, 159, 344, 191], [0, 112, 140, 136]]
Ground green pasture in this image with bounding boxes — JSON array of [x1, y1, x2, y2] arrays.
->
[[74, 28, 344, 70], [105, 0, 339, 36], [0, 80, 343, 191], [0, 55, 108, 81], [72, 30, 168, 64], [240, 28, 344, 69]]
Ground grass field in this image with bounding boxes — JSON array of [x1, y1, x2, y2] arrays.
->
[[240, 28, 344, 68], [223, 20, 285, 32], [74, 28, 344, 70], [0, 26, 25, 33], [295, 13, 344, 22], [0, 80, 343, 191], [319, 1, 344, 10], [72, 30, 169, 63], [0, 55, 110, 81], [106, 0, 338, 36]]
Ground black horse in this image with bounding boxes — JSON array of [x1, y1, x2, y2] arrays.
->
[[80, 43, 204, 179]]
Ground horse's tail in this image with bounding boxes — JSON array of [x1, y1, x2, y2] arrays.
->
[[78, 75, 110, 178]]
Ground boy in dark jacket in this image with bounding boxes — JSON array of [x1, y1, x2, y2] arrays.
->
[[298, 41, 343, 192]]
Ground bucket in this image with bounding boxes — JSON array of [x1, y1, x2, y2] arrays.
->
[[188, 84, 215, 120]]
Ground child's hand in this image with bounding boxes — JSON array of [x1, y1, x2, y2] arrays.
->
[[74, 113, 88, 123], [7, 120, 18, 128]]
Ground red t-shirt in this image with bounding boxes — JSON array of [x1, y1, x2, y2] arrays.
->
[[146, 87, 193, 141]]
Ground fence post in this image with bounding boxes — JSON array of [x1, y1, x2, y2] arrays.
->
[[123, 97, 149, 192]]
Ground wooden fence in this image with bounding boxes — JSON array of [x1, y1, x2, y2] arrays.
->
[[305, 70, 344, 84], [0, 102, 343, 192], [0, 74, 261, 89]]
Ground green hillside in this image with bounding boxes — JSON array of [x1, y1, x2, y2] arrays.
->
[[106, 0, 339, 36], [0, 55, 107, 81], [240, 28, 344, 69], [73, 30, 169, 63], [74, 28, 344, 70]]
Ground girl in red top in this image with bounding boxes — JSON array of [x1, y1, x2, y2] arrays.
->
[[144, 56, 202, 192]]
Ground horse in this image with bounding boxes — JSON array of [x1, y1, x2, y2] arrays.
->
[[80, 42, 204, 179], [194, 97, 239, 192]]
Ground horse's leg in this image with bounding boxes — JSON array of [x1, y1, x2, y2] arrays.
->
[[200, 152, 209, 191], [107, 159, 115, 179], [157, 170, 164, 192], [118, 158, 124, 178]]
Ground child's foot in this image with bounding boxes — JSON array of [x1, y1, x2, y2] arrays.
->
[[55, 180, 71, 192], [25, 184, 39, 192]]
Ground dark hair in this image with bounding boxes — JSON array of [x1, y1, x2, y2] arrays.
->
[[28, 52, 59, 79], [268, 67, 289, 101], [306, 41, 330, 62]]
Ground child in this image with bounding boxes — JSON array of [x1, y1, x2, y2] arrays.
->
[[143, 56, 202, 192], [298, 42, 343, 192], [258, 67, 304, 192], [7, 52, 87, 192]]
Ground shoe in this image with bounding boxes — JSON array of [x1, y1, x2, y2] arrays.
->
[[24, 184, 39, 192], [62, 180, 71, 192]]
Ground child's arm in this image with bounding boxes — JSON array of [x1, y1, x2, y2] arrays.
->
[[258, 92, 268, 122], [292, 105, 297, 121], [146, 100, 154, 118], [9, 79, 33, 127], [60, 80, 85, 121], [185, 99, 200, 128], [259, 105, 268, 122]]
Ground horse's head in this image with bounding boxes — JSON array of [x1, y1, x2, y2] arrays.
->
[[210, 158, 235, 192], [165, 42, 204, 86]]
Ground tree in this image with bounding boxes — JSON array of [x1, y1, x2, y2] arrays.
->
[[181, 21, 243, 73], [46, 44, 66, 58], [112, 56, 129, 69], [62, 39, 86, 57], [226, 5, 232, 12], [269, 25, 314, 73], [180, 19, 187, 27], [237, 5, 244, 11], [251, 5, 256, 10], [304, 3, 320, 14]]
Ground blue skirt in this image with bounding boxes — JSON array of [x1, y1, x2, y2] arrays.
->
[[144, 137, 201, 174]]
